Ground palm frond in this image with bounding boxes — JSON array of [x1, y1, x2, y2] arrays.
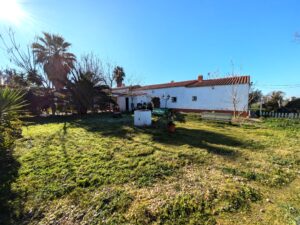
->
[[0, 88, 27, 119], [32, 32, 76, 89]]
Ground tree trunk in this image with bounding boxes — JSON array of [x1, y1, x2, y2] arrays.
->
[[51, 104, 56, 116]]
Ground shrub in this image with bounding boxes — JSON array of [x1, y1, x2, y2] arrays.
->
[[0, 87, 26, 151], [0, 119, 22, 150]]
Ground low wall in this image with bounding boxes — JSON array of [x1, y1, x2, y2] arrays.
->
[[171, 108, 249, 117]]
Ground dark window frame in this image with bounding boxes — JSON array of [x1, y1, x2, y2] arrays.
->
[[171, 97, 177, 103], [192, 96, 197, 101]]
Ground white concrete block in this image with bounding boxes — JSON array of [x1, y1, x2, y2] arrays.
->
[[134, 110, 152, 126]]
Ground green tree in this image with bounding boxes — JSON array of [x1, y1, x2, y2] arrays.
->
[[264, 91, 285, 111], [285, 98, 300, 112], [113, 66, 125, 87], [67, 70, 109, 115], [249, 89, 263, 106], [66, 54, 111, 114], [32, 32, 76, 89]]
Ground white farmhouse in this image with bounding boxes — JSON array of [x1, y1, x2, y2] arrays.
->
[[112, 75, 250, 116]]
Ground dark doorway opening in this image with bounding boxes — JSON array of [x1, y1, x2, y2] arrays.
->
[[125, 97, 129, 111], [152, 97, 161, 108]]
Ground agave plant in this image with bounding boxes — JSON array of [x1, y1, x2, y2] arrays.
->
[[0, 87, 27, 120]]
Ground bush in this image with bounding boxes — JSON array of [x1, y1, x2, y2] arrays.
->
[[0, 87, 26, 151], [0, 119, 22, 151]]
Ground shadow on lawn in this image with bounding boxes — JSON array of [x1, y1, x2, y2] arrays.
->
[[143, 127, 242, 158], [71, 116, 243, 159], [0, 149, 21, 225], [23, 114, 134, 140], [70, 116, 134, 140], [24, 114, 247, 159], [21, 113, 124, 126]]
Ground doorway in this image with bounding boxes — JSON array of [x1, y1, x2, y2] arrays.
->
[[125, 97, 129, 111], [152, 97, 161, 108]]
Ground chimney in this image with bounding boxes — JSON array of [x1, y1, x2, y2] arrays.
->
[[117, 81, 123, 87], [198, 75, 203, 81]]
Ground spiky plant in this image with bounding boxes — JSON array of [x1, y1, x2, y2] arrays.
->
[[0, 87, 26, 120], [67, 70, 110, 115]]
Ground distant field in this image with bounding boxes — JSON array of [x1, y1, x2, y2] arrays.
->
[[1, 114, 299, 225]]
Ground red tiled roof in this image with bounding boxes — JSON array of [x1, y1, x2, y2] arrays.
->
[[112, 75, 250, 91], [137, 80, 198, 90], [112, 85, 141, 90], [186, 76, 250, 87]]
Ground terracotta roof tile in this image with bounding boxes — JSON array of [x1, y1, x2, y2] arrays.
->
[[186, 76, 250, 87], [112, 85, 141, 90], [112, 75, 250, 91], [136, 80, 198, 90]]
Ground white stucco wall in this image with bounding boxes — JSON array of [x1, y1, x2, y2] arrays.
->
[[114, 84, 250, 112], [117, 97, 126, 111]]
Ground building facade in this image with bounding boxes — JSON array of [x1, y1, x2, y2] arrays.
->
[[112, 75, 250, 115]]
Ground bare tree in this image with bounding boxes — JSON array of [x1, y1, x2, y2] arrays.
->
[[74, 53, 104, 80], [103, 62, 115, 88], [207, 69, 221, 79], [124, 74, 143, 87], [0, 28, 48, 87], [227, 62, 252, 118], [74, 55, 120, 89]]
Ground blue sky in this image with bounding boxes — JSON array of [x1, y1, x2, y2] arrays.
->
[[0, 0, 300, 97]]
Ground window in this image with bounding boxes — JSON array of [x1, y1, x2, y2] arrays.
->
[[192, 96, 197, 101], [171, 97, 177, 103]]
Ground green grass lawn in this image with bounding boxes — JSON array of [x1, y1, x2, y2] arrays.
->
[[1, 114, 299, 224]]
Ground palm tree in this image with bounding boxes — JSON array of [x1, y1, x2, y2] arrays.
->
[[67, 70, 110, 115], [113, 66, 125, 87], [32, 32, 76, 89]]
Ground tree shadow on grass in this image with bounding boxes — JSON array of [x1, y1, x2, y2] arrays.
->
[[67, 116, 244, 159], [0, 149, 21, 225], [21, 113, 125, 126], [141, 127, 244, 159], [72, 118, 244, 159], [22, 114, 134, 140], [23, 114, 249, 160], [70, 116, 134, 140]]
